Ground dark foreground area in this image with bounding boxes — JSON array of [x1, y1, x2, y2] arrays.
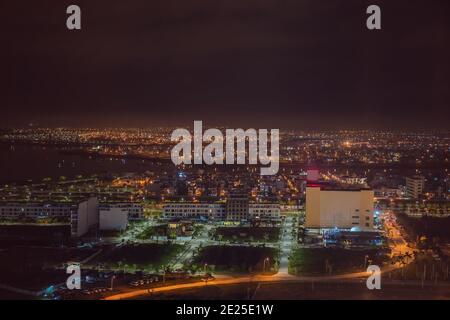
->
[[139, 280, 450, 300]]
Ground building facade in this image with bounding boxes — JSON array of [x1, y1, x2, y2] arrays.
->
[[163, 203, 226, 220], [0, 197, 99, 237], [99, 204, 131, 231], [226, 191, 249, 221], [406, 175, 425, 199], [100, 202, 143, 221], [70, 197, 99, 237], [306, 186, 375, 231], [378, 199, 449, 218], [248, 204, 280, 220], [0, 201, 78, 219], [163, 201, 280, 221]]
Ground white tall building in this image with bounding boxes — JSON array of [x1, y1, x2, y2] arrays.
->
[[0, 202, 78, 219], [163, 202, 280, 221], [307, 169, 320, 182], [71, 197, 99, 237], [99, 205, 128, 231], [306, 186, 374, 231], [249, 204, 280, 220]]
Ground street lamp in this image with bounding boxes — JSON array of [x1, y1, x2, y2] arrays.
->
[[110, 275, 116, 291], [263, 257, 269, 273], [364, 255, 369, 268], [204, 263, 208, 274]]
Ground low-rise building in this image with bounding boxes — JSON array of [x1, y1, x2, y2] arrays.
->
[[99, 204, 129, 231], [163, 203, 226, 220], [163, 202, 280, 221], [226, 191, 250, 221], [0, 197, 99, 237]]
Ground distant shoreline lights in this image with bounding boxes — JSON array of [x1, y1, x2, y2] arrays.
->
[[170, 121, 279, 175]]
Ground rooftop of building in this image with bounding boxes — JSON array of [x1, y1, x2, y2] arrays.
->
[[307, 182, 372, 192]]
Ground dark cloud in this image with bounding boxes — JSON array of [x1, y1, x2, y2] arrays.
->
[[0, 0, 449, 129]]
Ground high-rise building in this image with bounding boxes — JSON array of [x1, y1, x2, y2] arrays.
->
[[306, 185, 374, 231], [162, 202, 280, 221], [226, 191, 249, 221], [406, 175, 425, 199], [70, 197, 99, 237]]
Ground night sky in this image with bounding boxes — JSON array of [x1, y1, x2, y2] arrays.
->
[[1, 0, 449, 129]]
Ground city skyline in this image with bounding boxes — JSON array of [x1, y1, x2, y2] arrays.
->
[[0, 0, 449, 303]]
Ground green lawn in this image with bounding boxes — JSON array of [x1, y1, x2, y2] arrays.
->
[[289, 247, 388, 276], [192, 245, 278, 273], [395, 213, 450, 244], [0, 246, 96, 276], [93, 243, 183, 271]]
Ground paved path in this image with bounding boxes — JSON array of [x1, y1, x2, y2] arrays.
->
[[277, 216, 295, 276]]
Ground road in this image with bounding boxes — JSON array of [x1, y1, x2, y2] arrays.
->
[[382, 210, 415, 266], [103, 268, 389, 300], [277, 216, 295, 276]]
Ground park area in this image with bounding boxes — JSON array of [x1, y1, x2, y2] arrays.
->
[[0, 246, 96, 275], [135, 224, 168, 240], [214, 227, 280, 243], [192, 245, 278, 273], [0, 246, 96, 291], [91, 243, 183, 272], [395, 213, 450, 245], [289, 247, 388, 276]]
